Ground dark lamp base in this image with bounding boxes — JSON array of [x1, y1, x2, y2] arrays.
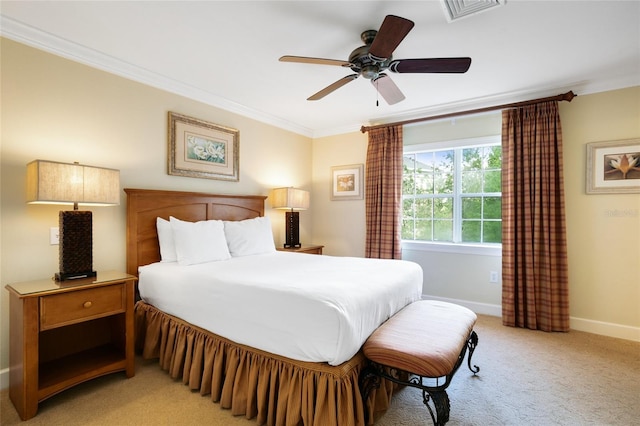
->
[[285, 211, 302, 248], [58, 210, 95, 282]]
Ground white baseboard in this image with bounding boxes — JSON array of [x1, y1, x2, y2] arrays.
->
[[570, 316, 640, 342], [421, 294, 502, 317], [422, 294, 640, 342], [1, 367, 8, 391]]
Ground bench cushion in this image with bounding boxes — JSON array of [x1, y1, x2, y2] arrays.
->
[[363, 300, 477, 378]]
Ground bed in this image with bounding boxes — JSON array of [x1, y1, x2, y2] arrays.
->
[[126, 188, 423, 425]]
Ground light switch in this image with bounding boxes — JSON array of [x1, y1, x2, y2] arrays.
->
[[50, 227, 59, 245]]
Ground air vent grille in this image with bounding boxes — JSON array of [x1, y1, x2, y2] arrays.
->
[[442, 0, 505, 22]]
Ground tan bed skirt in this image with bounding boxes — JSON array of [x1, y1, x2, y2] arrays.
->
[[135, 301, 395, 425]]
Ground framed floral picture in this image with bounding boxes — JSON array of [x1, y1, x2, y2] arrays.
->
[[168, 112, 239, 181], [586, 138, 640, 194], [331, 164, 364, 200]]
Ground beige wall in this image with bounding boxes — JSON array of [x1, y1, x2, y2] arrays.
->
[[0, 39, 312, 375], [311, 132, 368, 257], [560, 88, 640, 333]]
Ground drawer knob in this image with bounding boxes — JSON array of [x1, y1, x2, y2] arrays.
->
[[83, 301, 93, 308]]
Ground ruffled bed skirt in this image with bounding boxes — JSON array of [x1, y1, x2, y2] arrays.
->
[[135, 301, 395, 425]]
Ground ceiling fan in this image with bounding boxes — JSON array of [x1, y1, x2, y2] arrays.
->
[[280, 15, 472, 105]]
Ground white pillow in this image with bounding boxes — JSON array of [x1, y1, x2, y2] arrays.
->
[[224, 216, 276, 257], [156, 217, 177, 262], [170, 216, 231, 265]]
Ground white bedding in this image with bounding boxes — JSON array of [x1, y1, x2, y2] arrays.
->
[[139, 251, 423, 365]]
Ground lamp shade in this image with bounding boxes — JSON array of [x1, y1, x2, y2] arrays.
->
[[26, 160, 120, 206], [270, 187, 310, 210]]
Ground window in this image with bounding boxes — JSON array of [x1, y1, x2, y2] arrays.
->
[[402, 136, 502, 245]]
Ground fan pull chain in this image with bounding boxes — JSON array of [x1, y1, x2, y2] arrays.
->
[[376, 79, 379, 107]]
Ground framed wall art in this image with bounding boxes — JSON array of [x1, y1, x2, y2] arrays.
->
[[586, 138, 640, 194], [331, 164, 364, 200], [168, 112, 239, 181]]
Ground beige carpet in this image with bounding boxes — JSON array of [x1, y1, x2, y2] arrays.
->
[[2, 315, 639, 425]]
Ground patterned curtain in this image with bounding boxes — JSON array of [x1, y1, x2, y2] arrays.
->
[[365, 125, 403, 259], [501, 101, 570, 331]]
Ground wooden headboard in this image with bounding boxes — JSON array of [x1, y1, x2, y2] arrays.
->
[[125, 188, 266, 276]]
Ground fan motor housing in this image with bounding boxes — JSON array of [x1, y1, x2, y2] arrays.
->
[[348, 44, 392, 79]]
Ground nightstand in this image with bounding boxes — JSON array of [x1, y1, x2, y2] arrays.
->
[[5, 271, 137, 420], [277, 244, 324, 255]]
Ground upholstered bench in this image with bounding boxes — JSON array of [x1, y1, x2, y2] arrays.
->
[[359, 300, 479, 426]]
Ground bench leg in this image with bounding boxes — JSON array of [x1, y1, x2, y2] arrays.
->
[[423, 389, 450, 426], [360, 362, 453, 426], [467, 330, 480, 375]]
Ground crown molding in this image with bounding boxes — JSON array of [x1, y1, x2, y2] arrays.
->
[[0, 16, 314, 138]]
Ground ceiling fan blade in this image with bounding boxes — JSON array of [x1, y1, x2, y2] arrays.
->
[[389, 58, 472, 73], [368, 15, 415, 61], [371, 74, 405, 105], [308, 74, 359, 101], [280, 55, 351, 67]]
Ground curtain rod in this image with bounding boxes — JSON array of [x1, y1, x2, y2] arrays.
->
[[360, 90, 577, 133]]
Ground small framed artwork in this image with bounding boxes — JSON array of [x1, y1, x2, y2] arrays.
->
[[168, 112, 239, 181], [586, 138, 640, 194], [331, 164, 364, 200]]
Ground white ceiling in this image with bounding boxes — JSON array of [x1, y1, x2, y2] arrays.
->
[[1, 1, 639, 137]]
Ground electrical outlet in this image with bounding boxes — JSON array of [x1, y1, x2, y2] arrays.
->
[[50, 227, 59, 245], [489, 271, 499, 283]]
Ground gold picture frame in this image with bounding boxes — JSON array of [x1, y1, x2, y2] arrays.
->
[[331, 164, 364, 200], [168, 112, 239, 181], [586, 138, 640, 194]]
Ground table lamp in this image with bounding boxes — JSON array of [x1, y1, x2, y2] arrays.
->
[[270, 187, 310, 248], [26, 160, 120, 281]]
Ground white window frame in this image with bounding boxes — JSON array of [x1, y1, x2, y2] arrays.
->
[[402, 135, 502, 256]]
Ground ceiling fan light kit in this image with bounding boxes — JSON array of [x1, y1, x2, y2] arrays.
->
[[280, 15, 472, 105]]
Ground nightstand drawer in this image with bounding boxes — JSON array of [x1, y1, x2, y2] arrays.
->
[[40, 284, 126, 330]]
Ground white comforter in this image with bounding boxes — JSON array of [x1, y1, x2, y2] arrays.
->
[[138, 251, 423, 365]]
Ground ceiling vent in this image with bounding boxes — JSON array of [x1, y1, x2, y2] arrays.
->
[[442, 0, 505, 22]]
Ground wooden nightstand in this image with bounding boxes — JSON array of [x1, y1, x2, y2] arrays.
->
[[5, 271, 137, 420], [277, 244, 324, 255]]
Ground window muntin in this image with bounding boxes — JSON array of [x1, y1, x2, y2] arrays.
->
[[403, 138, 502, 245]]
